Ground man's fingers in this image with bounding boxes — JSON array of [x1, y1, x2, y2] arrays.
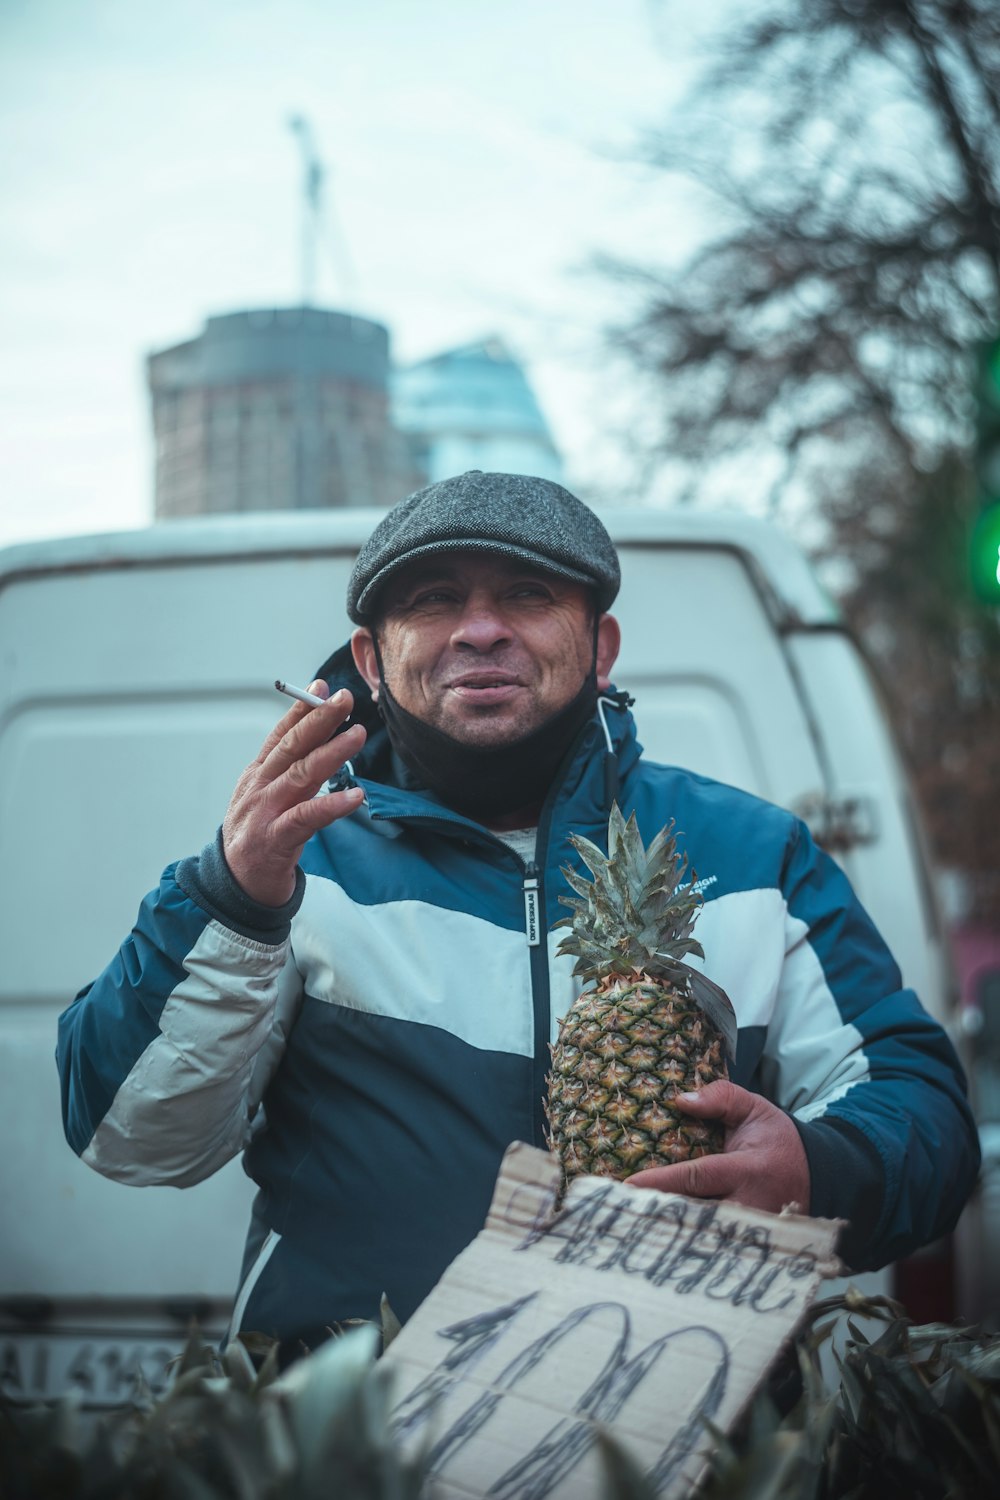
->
[[275, 784, 366, 843], [222, 778, 366, 908], [624, 1154, 738, 1198], [671, 1080, 755, 1127], [243, 725, 365, 835], [624, 1090, 811, 1214], [261, 687, 353, 778], [254, 680, 332, 764], [271, 722, 366, 807], [222, 684, 367, 907]]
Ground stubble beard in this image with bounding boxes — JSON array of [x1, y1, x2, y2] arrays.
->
[[426, 694, 544, 749]]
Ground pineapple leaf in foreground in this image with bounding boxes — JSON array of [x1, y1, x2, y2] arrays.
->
[[4, 1295, 998, 1499]]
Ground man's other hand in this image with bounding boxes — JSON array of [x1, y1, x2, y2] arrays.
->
[[624, 1081, 810, 1216], [222, 683, 367, 907]]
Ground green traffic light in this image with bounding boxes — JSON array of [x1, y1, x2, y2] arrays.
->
[[971, 504, 1000, 601]]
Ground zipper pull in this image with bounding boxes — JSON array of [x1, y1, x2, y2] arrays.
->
[[523, 861, 541, 948]]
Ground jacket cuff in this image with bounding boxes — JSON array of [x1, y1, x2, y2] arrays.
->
[[175, 828, 306, 944], [793, 1114, 886, 1272]]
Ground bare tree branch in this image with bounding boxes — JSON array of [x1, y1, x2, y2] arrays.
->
[[602, 0, 1000, 915], [898, 0, 1000, 280]]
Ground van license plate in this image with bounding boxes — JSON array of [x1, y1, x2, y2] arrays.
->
[[0, 1330, 188, 1409]]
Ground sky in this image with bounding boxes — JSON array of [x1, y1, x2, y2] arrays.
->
[[0, 0, 713, 549]]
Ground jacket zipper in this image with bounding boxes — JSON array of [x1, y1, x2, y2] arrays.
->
[[364, 712, 618, 1149], [523, 865, 541, 947], [524, 854, 551, 1146]]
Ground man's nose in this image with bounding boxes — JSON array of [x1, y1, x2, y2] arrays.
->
[[451, 597, 512, 650]]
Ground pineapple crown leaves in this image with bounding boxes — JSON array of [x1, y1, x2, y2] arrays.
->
[[556, 803, 705, 984]]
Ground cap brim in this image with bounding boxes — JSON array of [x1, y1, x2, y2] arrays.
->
[[353, 538, 599, 619]]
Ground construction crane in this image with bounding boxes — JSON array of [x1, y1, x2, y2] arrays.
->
[[288, 114, 357, 308], [288, 114, 323, 306]]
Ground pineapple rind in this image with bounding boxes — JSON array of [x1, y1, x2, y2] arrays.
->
[[547, 806, 729, 1183], [546, 974, 727, 1181]]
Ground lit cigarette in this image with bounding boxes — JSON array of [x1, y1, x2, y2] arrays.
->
[[275, 679, 328, 708]]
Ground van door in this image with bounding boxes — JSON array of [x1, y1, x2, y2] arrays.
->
[[0, 540, 358, 1406], [615, 540, 827, 807]]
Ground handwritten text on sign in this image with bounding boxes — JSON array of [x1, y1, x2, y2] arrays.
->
[[383, 1142, 842, 1500]]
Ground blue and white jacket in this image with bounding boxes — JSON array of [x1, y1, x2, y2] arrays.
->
[[57, 674, 979, 1353]]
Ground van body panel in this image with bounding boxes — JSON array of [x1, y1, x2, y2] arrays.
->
[[784, 633, 952, 1019], [0, 510, 949, 1398]]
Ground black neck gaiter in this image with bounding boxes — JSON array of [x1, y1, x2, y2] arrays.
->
[[373, 653, 599, 822]]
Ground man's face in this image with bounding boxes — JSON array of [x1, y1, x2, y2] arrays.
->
[[351, 553, 620, 747]]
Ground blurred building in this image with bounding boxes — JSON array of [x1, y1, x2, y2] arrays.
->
[[148, 307, 415, 517], [392, 338, 564, 487], [147, 316, 563, 518]]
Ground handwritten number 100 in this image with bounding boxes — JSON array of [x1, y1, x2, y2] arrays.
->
[[391, 1293, 730, 1498]]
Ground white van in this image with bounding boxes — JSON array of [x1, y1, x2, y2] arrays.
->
[[0, 508, 967, 1407]]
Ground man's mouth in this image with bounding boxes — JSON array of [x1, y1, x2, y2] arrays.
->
[[446, 673, 524, 704], [450, 672, 521, 687]]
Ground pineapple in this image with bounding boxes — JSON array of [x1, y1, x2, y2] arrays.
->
[[546, 803, 729, 1182]]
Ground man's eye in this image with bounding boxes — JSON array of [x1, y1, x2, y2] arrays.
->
[[412, 589, 458, 606]]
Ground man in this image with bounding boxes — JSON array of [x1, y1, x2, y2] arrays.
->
[[57, 470, 979, 1359]]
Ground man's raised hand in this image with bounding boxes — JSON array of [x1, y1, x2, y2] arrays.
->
[[624, 1080, 811, 1216], [222, 682, 367, 907]]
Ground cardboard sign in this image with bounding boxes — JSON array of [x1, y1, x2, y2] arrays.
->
[[384, 1142, 842, 1499]]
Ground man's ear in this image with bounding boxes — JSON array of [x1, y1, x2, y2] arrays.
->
[[595, 613, 621, 693], [351, 627, 381, 701]]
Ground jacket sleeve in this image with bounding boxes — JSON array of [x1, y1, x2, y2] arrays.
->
[[765, 818, 980, 1271], [56, 830, 306, 1188]]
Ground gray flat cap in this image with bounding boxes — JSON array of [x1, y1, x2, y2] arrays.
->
[[347, 470, 620, 622]]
